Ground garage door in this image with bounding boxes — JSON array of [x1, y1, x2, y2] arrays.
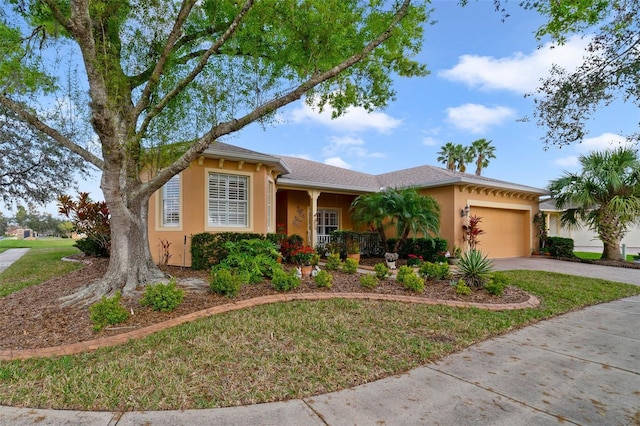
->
[[471, 207, 527, 258]]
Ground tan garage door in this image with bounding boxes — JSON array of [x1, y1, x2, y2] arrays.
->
[[471, 207, 527, 258]]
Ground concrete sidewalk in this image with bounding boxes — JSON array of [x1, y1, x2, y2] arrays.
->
[[1, 258, 639, 425], [0, 248, 29, 274]]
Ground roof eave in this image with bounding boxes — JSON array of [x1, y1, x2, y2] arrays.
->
[[202, 147, 291, 174], [405, 177, 549, 195], [276, 178, 377, 193]]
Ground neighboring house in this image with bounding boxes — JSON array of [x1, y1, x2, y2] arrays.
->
[[540, 199, 640, 251], [148, 142, 548, 266]]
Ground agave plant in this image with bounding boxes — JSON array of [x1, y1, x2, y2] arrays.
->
[[456, 249, 493, 289]]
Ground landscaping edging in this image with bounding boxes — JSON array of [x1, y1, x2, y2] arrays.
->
[[0, 292, 539, 361]]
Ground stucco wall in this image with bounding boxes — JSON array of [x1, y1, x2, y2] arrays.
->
[[148, 157, 274, 266]]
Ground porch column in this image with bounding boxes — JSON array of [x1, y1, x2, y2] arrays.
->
[[307, 190, 321, 248]]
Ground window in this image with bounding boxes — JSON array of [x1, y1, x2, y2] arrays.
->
[[317, 209, 338, 236], [161, 175, 180, 227], [208, 172, 249, 227]]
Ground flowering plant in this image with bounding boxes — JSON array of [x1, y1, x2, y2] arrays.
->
[[406, 253, 424, 267], [291, 246, 316, 265]]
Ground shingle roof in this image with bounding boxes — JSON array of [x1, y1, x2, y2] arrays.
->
[[206, 143, 547, 195], [278, 156, 380, 192], [377, 164, 548, 194], [203, 142, 290, 173]]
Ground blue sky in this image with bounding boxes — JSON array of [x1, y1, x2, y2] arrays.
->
[[11, 1, 639, 216], [231, 1, 637, 188]]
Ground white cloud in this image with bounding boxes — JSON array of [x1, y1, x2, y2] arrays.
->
[[554, 155, 579, 168], [445, 103, 515, 133], [322, 136, 385, 159], [422, 136, 439, 147], [289, 103, 402, 134], [283, 153, 313, 161], [576, 133, 633, 153], [553, 133, 633, 171], [324, 157, 352, 169], [439, 35, 591, 94]]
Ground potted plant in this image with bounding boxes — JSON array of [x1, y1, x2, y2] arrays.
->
[[346, 239, 361, 263], [291, 245, 316, 276], [385, 252, 399, 269], [448, 245, 462, 265]]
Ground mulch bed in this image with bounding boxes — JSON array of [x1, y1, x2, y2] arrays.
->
[[1, 257, 532, 351]]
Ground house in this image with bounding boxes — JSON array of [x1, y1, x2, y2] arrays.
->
[[148, 142, 548, 266], [540, 199, 640, 253]]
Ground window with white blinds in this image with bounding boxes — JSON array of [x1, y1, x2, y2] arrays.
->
[[208, 173, 249, 227], [162, 175, 180, 226]]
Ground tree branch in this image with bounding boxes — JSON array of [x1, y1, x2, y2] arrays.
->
[[41, 0, 74, 34], [136, 0, 255, 138], [0, 95, 104, 169], [137, 0, 411, 199], [133, 0, 200, 119]]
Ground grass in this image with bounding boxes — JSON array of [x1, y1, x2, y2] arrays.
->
[[0, 239, 81, 298], [0, 269, 638, 411], [0, 238, 77, 249], [574, 251, 637, 261]]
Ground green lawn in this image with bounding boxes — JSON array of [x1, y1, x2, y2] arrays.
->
[[0, 238, 77, 249], [574, 251, 637, 261], [0, 239, 81, 298], [0, 266, 638, 411]]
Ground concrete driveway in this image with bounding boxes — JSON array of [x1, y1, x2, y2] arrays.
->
[[492, 256, 639, 286]]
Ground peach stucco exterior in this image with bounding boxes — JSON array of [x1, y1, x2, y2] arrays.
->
[[147, 143, 546, 266], [148, 155, 278, 267]]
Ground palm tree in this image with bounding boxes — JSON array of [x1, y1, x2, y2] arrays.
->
[[549, 147, 640, 261], [436, 142, 457, 170], [470, 138, 496, 176], [350, 188, 441, 253], [452, 143, 473, 173]]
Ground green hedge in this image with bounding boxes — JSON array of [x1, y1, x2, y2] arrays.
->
[[547, 236, 575, 258], [387, 237, 448, 263], [191, 232, 271, 270]]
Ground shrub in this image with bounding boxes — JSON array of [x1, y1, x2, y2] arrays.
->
[[402, 273, 424, 293], [342, 258, 359, 274], [547, 236, 575, 258], [360, 274, 378, 289], [325, 253, 342, 271], [457, 249, 493, 289], [396, 265, 414, 284], [58, 192, 111, 257], [191, 232, 268, 270], [140, 279, 184, 312], [485, 272, 509, 296], [373, 263, 390, 279], [388, 237, 448, 263], [74, 237, 109, 258], [419, 261, 450, 280], [454, 280, 472, 295], [220, 239, 280, 283], [210, 267, 242, 297], [406, 254, 424, 267], [89, 291, 130, 331], [271, 269, 301, 292], [314, 270, 333, 288]]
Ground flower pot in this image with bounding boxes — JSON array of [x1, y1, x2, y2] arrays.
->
[[300, 265, 313, 277], [347, 253, 360, 263], [386, 261, 396, 269]]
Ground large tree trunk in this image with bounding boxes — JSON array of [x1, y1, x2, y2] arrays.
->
[[61, 177, 166, 306]]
